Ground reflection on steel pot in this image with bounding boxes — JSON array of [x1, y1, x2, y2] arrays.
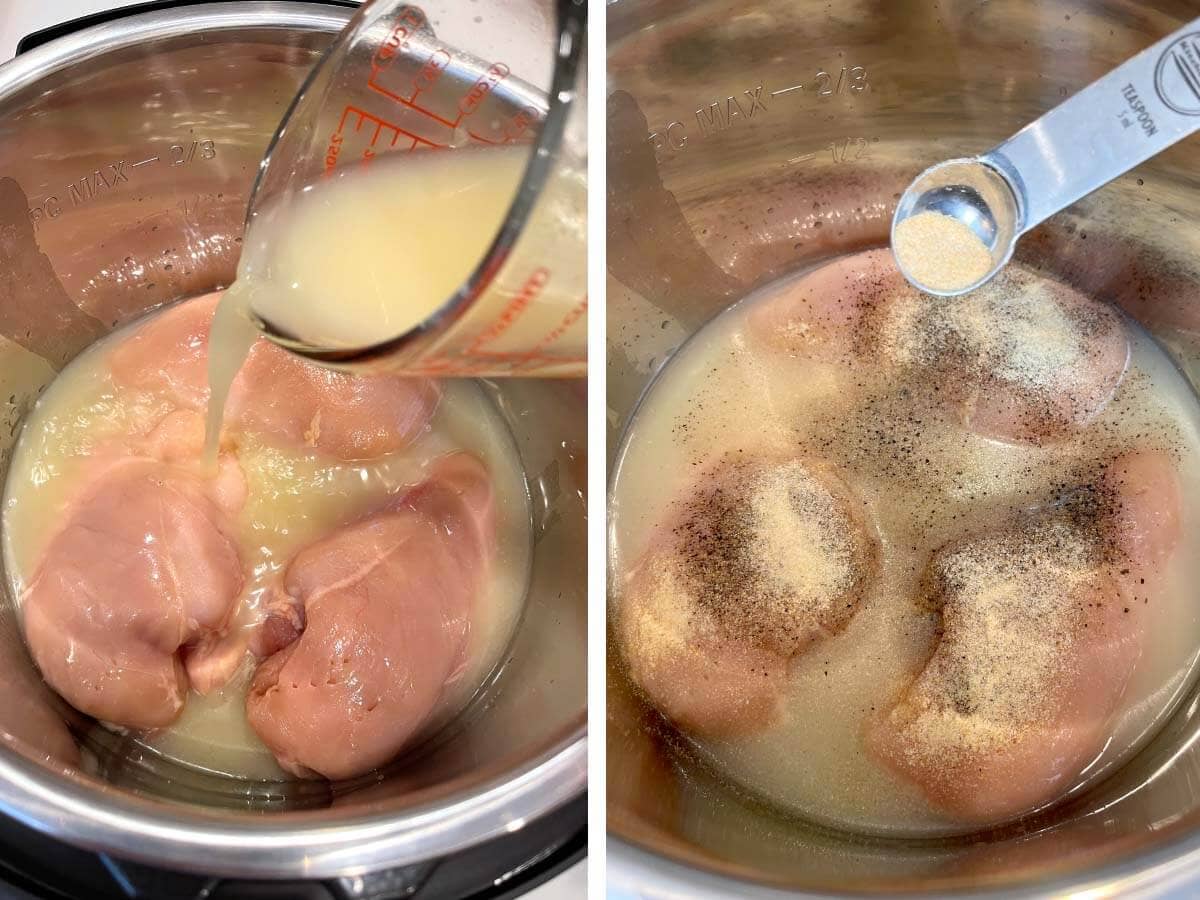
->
[[0, 2, 584, 879], [608, 0, 1200, 896]]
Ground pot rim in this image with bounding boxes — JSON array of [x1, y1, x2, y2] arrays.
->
[[0, 2, 586, 878], [608, 812, 1200, 898], [605, 297, 1200, 896]]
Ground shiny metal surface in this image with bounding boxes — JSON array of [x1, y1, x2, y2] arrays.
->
[[987, 15, 1200, 236], [0, 3, 585, 878], [607, 0, 1200, 895]]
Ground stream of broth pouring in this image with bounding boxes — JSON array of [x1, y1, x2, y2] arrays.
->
[[204, 285, 260, 464], [202, 146, 531, 457]]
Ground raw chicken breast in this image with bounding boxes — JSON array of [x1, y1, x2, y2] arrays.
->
[[227, 346, 440, 461], [1106, 450, 1182, 588], [109, 293, 218, 410], [748, 251, 879, 360], [246, 452, 493, 780], [616, 563, 788, 736], [110, 293, 440, 460], [868, 449, 1180, 823], [957, 274, 1130, 445], [616, 456, 878, 736], [21, 456, 244, 729], [1019, 224, 1200, 352], [750, 250, 1130, 445]]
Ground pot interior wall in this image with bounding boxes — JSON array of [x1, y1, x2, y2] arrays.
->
[[0, 6, 585, 825], [607, 0, 1200, 893]]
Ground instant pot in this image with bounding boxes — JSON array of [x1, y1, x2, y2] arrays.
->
[[0, 3, 586, 897], [608, 1, 1200, 897]]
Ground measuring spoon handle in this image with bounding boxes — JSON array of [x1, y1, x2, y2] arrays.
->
[[982, 19, 1200, 234]]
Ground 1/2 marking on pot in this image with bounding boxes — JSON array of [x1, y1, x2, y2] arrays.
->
[[829, 135, 875, 163], [782, 136, 876, 169]]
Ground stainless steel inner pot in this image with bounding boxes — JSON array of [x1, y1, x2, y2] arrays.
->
[[0, 2, 585, 878], [607, 1, 1200, 896]]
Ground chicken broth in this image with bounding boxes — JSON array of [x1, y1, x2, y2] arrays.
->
[[609, 250, 1200, 837], [240, 146, 528, 351], [3, 294, 532, 780]]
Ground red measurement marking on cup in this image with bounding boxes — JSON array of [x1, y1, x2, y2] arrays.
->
[[528, 297, 588, 354], [439, 271, 586, 374], [370, 5, 429, 94], [503, 107, 539, 142], [361, 7, 520, 144], [465, 268, 551, 354], [413, 353, 585, 376], [459, 64, 511, 118], [369, 54, 517, 135], [499, 350, 587, 373], [462, 65, 525, 144], [325, 106, 441, 174], [466, 104, 537, 146], [366, 6, 467, 130], [417, 50, 451, 91]]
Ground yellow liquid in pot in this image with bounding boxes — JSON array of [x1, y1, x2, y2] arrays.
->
[[2, 306, 532, 779], [609, 258, 1200, 837]]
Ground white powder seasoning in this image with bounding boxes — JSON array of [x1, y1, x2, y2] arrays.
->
[[895, 519, 1099, 762], [748, 462, 858, 622], [893, 210, 993, 292]]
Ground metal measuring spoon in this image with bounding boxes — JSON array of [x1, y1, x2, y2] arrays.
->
[[892, 18, 1200, 296]]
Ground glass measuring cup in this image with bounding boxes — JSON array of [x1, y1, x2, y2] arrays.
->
[[238, 0, 586, 377]]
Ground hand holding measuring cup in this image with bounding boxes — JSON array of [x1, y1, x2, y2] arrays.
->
[[236, 0, 587, 377]]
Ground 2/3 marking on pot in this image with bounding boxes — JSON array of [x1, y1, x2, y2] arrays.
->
[[646, 66, 871, 159], [27, 139, 219, 230]]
